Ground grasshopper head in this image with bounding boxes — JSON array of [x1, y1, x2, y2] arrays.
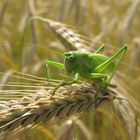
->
[[64, 51, 76, 74]]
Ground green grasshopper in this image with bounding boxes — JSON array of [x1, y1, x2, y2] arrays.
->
[[46, 44, 127, 95], [29, 17, 127, 95]]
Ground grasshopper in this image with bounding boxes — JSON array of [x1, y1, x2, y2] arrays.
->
[[29, 17, 127, 95], [46, 44, 127, 95]]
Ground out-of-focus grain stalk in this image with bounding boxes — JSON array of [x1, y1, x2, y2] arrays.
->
[[28, 0, 38, 64], [0, 70, 13, 91], [122, 0, 140, 36], [113, 79, 139, 140], [59, 0, 67, 22], [129, 38, 140, 77], [74, 0, 80, 25], [57, 120, 74, 140], [91, 18, 106, 48], [74, 118, 93, 140], [0, 0, 10, 26], [64, 0, 81, 25]]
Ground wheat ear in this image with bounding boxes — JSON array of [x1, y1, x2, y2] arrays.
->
[[0, 83, 114, 133]]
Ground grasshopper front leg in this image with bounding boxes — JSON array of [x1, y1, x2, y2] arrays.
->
[[51, 73, 79, 95], [46, 60, 79, 97], [46, 60, 65, 96]]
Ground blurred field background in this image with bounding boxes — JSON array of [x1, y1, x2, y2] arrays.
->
[[0, 0, 140, 140]]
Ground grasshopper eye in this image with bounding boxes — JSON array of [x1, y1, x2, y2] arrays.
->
[[69, 56, 73, 59], [65, 52, 72, 57], [65, 52, 74, 60]]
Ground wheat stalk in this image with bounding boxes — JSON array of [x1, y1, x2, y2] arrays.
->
[[0, 83, 115, 134]]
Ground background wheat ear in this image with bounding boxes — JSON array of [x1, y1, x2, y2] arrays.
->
[[30, 16, 93, 52]]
